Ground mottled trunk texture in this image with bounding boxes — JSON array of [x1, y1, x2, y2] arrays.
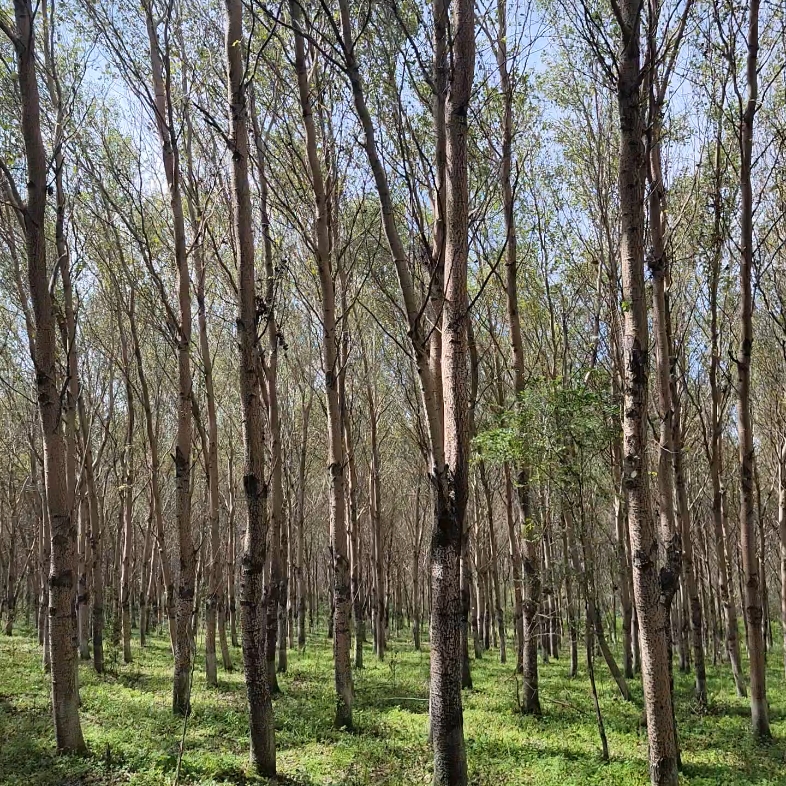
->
[[291, 0, 352, 727], [736, 0, 768, 738], [11, 0, 85, 753], [225, 0, 276, 774], [617, 0, 677, 780], [143, 1, 194, 713]]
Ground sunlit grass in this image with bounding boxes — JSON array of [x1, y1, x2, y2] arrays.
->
[[2, 618, 786, 784]]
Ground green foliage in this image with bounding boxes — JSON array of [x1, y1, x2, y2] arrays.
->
[[3, 624, 786, 785], [473, 374, 617, 490]]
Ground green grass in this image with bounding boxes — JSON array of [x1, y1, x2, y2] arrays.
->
[[2, 623, 786, 785]]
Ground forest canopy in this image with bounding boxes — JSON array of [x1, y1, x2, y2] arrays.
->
[[1, 0, 786, 784]]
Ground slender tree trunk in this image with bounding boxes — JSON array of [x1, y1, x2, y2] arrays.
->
[[480, 465, 505, 663], [429, 0, 475, 777], [673, 375, 707, 703], [182, 86, 223, 688], [561, 513, 578, 677], [138, 502, 153, 648], [736, 0, 768, 738], [614, 454, 634, 679], [143, 2, 194, 711], [505, 465, 525, 673], [495, 0, 539, 707], [227, 454, 238, 650], [249, 95, 285, 686], [9, 0, 85, 753], [343, 386, 364, 668], [369, 397, 385, 662], [77, 486, 91, 659], [128, 302, 176, 655], [297, 393, 311, 651], [117, 304, 134, 665], [225, 0, 275, 773], [336, 0, 471, 777], [616, 0, 677, 780], [778, 442, 786, 678], [291, 0, 352, 728]]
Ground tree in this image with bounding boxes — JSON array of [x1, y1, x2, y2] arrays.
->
[[1, 0, 86, 755], [225, 0, 276, 773]]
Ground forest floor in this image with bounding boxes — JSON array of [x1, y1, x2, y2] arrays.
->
[[2, 624, 786, 785]]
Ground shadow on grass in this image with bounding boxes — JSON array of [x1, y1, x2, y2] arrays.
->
[[0, 695, 97, 786]]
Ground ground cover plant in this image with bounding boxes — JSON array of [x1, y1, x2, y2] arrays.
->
[[3, 624, 786, 785]]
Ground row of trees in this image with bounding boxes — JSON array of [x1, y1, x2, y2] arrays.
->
[[1, 0, 785, 784]]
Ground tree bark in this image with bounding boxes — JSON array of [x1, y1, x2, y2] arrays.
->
[[736, 0, 768, 739], [128, 299, 176, 654], [296, 392, 312, 651], [249, 94, 285, 687], [182, 77, 224, 687], [8, 0, 86, 753], [143, 0, 194, 714], [118, 305, 134, 665], [225, 0, 276, 773], [430, 0, 475, 777], [291, 0, 352, 728], [616, 0, 678, 780]]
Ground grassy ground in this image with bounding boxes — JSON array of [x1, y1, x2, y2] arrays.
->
[[2, 623, 786, 785]]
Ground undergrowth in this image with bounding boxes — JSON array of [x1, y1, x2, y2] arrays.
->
[[2, 621, 786, 784]]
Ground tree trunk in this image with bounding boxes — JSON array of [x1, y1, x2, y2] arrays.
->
[[291, 0, 352, 728], [117, 304, 134, 665], [128, 298, 176, 655], [143, 2, 194, 713], [616, 0, 677, 780], [336, 0, 471, 776], [480, 466, 506, 663], [343, 382, 364, 669], [225, 0, 276, 773], [778, 442, 786, 678], [369, 397, 385, 662], [495, 0, 540, 708], [296, 393, 311, 651], [429, 0, 474, 777], [736, 0, 768, 738], [227, 454, 238, 651], [9, 0, 85, 753], [505, 465, 526, 673], [182, 83, 224, 688], [248, 94, 285, 687], [673, 376, 707, 703]]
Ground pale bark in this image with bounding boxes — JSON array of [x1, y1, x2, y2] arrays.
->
[[480, 466, 505, 662], [182, 79, 224, 688], [296, 392, 312, 651], [707, 102, 746, 696], [367, 381, 385, 661], [431, 0, 475, 777], [495, 0, 540, 705], [778, 440, 786, 677], [227, 453, 238, 650], [143, 0, 194, 714], [291, 0, 352, 728], [673, 385, 706, 703], [249, 96, 284, 692], [118, 306, 134, 665], [129, 299, 176, 653], [736, 0, 768, 738], [6, 0, 85, 753], [616, 0, 677, 780], [225, 0, 276, 773], [344, 405, 364, 668], [335, 0, 471, 778]]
